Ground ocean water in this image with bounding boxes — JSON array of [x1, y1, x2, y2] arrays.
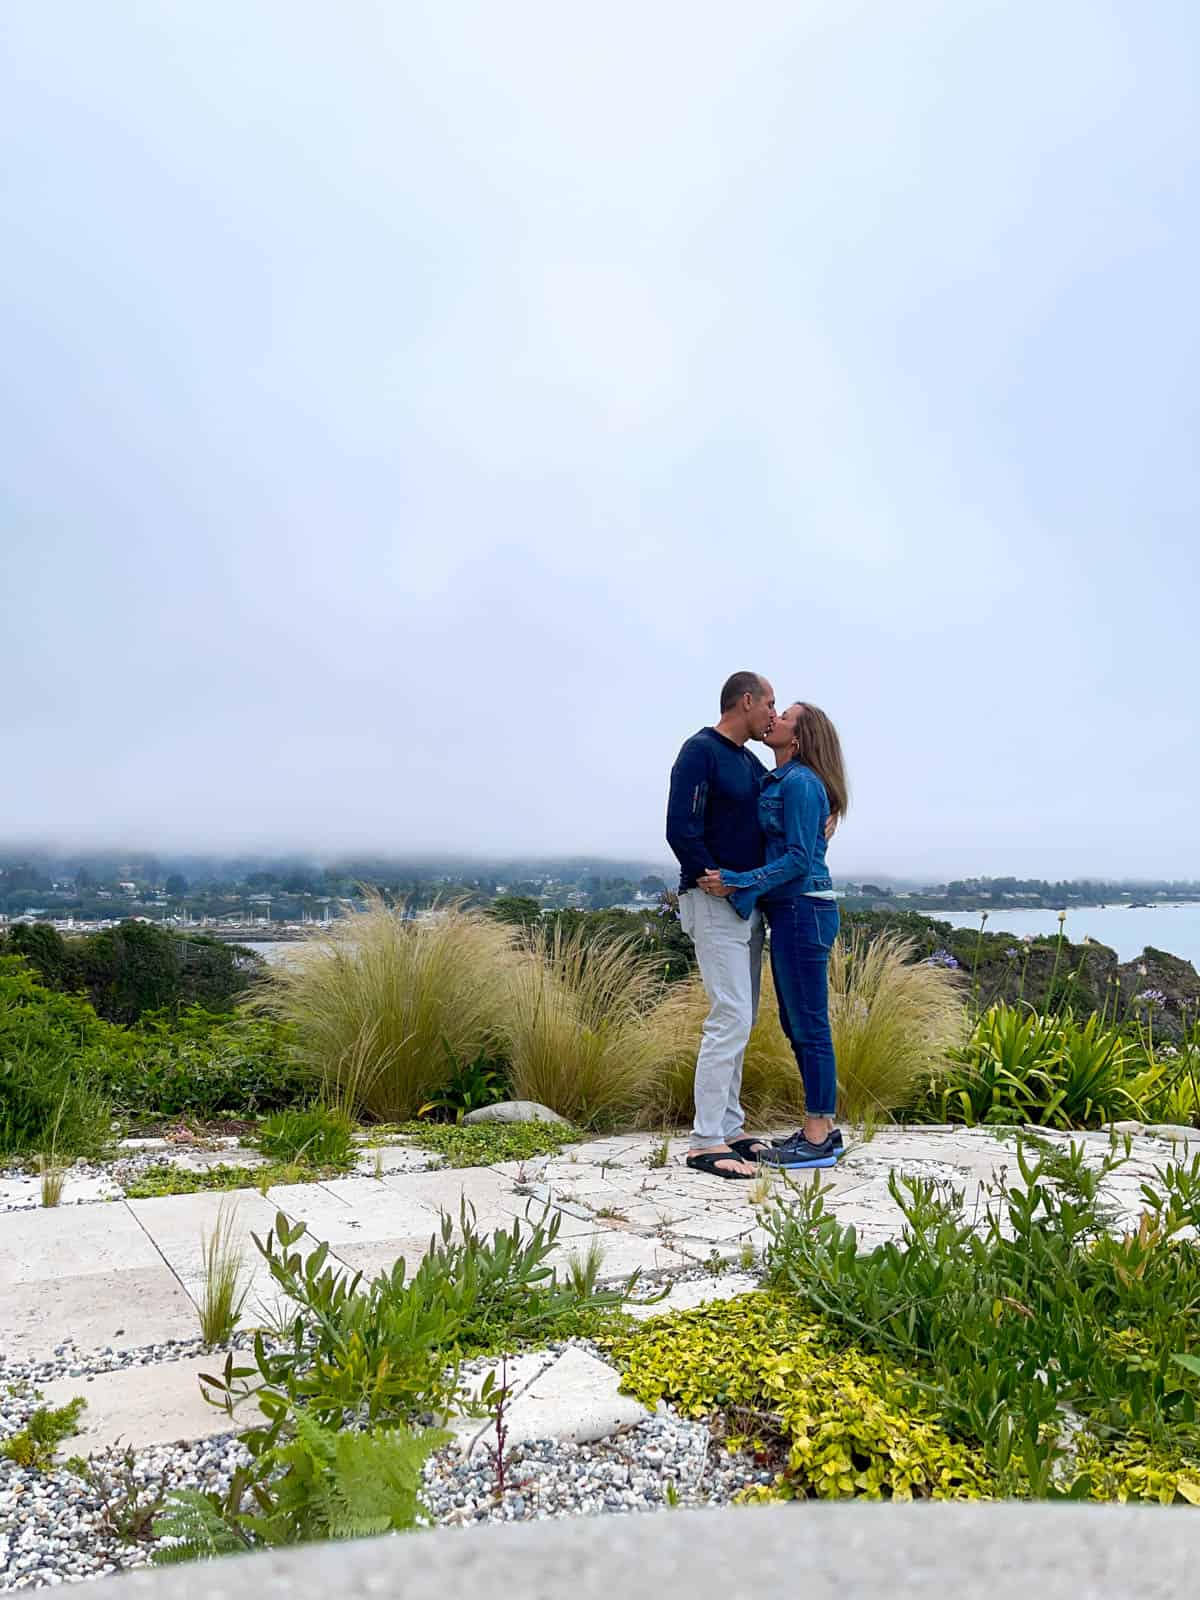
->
[[932, 905, 1200, 967], [251, 903, 1200, 971]]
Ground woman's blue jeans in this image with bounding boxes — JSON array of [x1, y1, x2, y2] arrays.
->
[[765, 895, 839, 1119]]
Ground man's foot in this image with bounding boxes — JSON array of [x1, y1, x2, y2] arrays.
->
[[727, 1135, 769, 1162], [758, 1132, 838, 1170], [686, 1146, 758, 1180]]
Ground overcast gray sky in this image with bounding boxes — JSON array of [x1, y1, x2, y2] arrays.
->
[[3, 2, 1197, 879]]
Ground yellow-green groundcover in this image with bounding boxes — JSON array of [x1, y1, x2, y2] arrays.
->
[[603, 1294, 1200, 1506]]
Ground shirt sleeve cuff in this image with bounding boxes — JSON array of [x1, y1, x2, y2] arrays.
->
[[719, 869, 755, 888]]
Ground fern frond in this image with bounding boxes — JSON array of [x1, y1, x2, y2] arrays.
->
[[152, 1490, 245, 1564]]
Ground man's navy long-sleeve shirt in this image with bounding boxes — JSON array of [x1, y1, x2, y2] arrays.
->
[[665, 727, 767, 892]]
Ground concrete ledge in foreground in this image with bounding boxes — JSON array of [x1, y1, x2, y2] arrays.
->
[[83, 1502, 1199, 1600]]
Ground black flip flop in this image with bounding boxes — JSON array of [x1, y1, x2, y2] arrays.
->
[[728, 1137, 768, 1162], [685, 1150, 757, 1180]]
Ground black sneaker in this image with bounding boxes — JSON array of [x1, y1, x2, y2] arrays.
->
[[758, 1133, 838, 1170]]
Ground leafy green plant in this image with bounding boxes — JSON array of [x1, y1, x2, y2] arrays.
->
[[759, 1139, 1200, 1498], [79, 1445, 170, 1543], [197, 1201, 250, 1345], [1, 1397, 87, 1470], [248, 897, 520, 1123], [919, 1004, 1151, 1128], [154, 1415, 444, 1559], [607, 1295, 990, 1501], [418, 1042, 507, 1123], [255, 1105, 355, 1168], [106, 1010, 308, 1122]]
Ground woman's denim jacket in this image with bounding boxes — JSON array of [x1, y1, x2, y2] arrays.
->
[[719, 761, 833, 919]]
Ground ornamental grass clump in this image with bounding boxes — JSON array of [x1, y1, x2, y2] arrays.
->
[[250, 898, 519, 1124], [830, 930, 966, 1122], [504, 924, 665, 1129]]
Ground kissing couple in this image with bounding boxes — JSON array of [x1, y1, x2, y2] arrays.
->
[[666, 671, 849, 1179]]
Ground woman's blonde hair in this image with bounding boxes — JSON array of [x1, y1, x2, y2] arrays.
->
[[788, 703, 849, 820]]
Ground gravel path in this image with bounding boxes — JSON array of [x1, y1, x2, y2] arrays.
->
[[1, 1335, 765, 1591]]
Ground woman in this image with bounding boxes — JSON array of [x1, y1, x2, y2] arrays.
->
[[698, 701, 848, 1170]]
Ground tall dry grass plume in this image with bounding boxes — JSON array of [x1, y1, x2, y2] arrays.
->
[[830, 929, 965, 1120], [250, 897, 519, 1123], [505, 925, 666, 1129]]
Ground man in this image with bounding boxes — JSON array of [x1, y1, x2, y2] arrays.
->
[[666, 671, 775, 1179]]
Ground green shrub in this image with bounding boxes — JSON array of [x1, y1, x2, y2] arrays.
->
[[250, 898, 520, 1123], [156, 1201, 633, 1557], [1, 1397, 87, 1470], [0, 959, 115, 1159], [417, 1046, 508, 1122], [256, 1105, 355, 1168], [96, 1010, 309, 1122], [760, 1139, 1200, 1498]]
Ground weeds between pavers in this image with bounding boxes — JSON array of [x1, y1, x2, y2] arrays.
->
[[1, 1398, 87, 1470], [395, 1119, 584, 1167]]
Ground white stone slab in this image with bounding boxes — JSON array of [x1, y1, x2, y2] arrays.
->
[[41, 1355, 249, 1453], [0, 1203, 164, 1286], [352, 1144, 440, 1175], [375, 1166, 519, 1214], [624, 1272, 759, 1321], [324, 1236, 439, 1283], [1, 1267, 200, 1360], [124, 1192, 280, 1287], [547, 1230, 694, 1284], [451, 1346, 648, 1456]]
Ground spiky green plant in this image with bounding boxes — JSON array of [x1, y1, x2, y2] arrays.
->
[[249, 897, 520, 1123], [197, 1200, 250, 1345], [38, 1154, 66, 1207]]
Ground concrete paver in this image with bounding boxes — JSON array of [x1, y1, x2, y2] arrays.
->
[[41, 1356, 248, 1453], [2, 1268, 200, 1360], [0, 1204, 167, 1286]]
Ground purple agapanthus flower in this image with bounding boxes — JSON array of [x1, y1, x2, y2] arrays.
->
[[925, 949, 959, 969], [1136, 988, 1166, 1007]]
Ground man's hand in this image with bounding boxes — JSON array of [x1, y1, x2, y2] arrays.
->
[[824, 812, 839, 843], [698, 869, 735, 898]]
